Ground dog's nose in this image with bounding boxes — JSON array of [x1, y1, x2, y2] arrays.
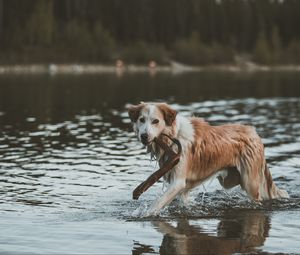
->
[[141, 133, 149, 144]]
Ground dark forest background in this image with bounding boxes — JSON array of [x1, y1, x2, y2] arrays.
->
[[1, 0, 300, 65]]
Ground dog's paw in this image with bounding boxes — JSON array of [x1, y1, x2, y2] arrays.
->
[[131, 203, 150, 218], [144, 207, 161, 217]]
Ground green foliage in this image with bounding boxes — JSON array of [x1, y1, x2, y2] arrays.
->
[[253, 31, 273, 65], [211, 43, 235, 64], [271, 26, 282, 64], [173, 33, 212, 65], [121, 41, 168, 64], [282, 41, 300, 64], [93, 22, 116, 62], [1, 0, 300, 65], [61, 20, 115, 62], [173, 33, 234, 65], [25, 0, 54, 46], [64, 20, 94, 50]]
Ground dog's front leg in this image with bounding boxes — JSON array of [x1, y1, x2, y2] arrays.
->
[[146, 180, 186, 216]]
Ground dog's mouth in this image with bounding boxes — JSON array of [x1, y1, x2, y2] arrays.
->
[[141, 139, 153, 146], [140, 133, 153, 146]]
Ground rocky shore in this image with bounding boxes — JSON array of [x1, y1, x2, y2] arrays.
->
[[1, 61, 300, 75]]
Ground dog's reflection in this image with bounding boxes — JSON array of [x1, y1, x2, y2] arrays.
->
[[157, 211, 270, 255], [133, 211, 270, 255]]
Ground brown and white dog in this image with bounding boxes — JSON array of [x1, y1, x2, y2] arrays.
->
[[128, 102, 288, 215]]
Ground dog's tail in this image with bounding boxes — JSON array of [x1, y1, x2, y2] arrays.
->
[[262, 164, 289, 199]]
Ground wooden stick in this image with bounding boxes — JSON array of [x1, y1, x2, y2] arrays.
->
[[132, 135, 182, 200]]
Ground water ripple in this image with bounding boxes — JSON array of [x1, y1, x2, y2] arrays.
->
[[0, 98, 299, 216]]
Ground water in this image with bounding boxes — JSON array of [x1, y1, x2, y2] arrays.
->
[[0, 72, 300, 254]]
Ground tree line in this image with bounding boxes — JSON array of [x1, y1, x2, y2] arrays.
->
[[0, 0, 300, 65]]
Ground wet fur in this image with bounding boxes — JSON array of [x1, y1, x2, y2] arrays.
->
[[128, 102, 289, 215]]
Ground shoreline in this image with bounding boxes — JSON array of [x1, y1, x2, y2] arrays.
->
[[1, 62, 300, 75]]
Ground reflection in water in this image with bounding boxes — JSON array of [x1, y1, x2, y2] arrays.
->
[[132, 211, 270, 255], [159, 212, 268, 255], [1, 72, 300, 124]]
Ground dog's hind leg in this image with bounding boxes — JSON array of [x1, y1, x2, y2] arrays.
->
[[238, 160, 262, 200], [240, 158, 289, 201], [241, 173, 261, 200]]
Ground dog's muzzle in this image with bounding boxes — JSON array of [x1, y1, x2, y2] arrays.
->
[[141, 133, 150, 145]]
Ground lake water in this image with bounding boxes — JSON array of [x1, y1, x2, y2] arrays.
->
[[0, 71, 299, 254]]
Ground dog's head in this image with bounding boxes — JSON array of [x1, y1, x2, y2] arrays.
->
[[127, 102, 177, 145]]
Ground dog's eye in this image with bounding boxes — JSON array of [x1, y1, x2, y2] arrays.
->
[[139, 117, 145, 123], [152, 119, 159, 124]]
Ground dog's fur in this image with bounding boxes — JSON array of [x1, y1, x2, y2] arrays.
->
[[128, 102, 289, 215]]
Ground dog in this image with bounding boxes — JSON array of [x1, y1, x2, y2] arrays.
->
[[128, 102, 289, 215]]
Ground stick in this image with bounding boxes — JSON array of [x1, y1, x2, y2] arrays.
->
[[132, 135, 182, 200]]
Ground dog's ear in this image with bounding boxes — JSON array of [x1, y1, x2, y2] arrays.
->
[[157, 103, 177, 126], [126, 103, 144, 122]]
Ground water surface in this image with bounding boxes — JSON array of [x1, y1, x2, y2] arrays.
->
[[0, 72, 299, 254]]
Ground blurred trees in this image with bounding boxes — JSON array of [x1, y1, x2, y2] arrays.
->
[[25, 0, 54, 46], [173, 32, 235, 65], [253, 30, 273, 65], [0, 0, 300, 65]]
